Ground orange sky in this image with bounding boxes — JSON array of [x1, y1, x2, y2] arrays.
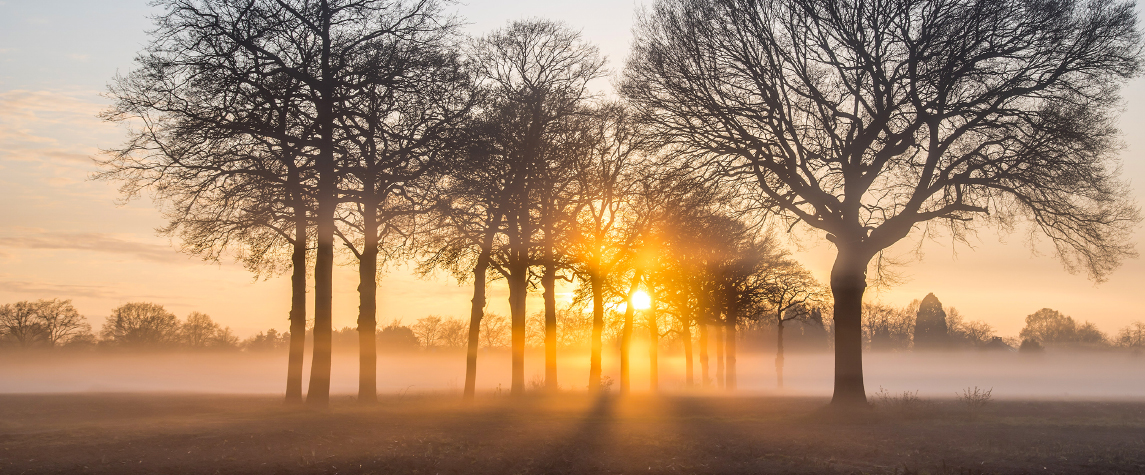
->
[[2, 0, 1145, 339]]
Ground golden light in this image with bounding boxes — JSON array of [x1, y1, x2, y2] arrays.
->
[[632, 290, 652, 310]]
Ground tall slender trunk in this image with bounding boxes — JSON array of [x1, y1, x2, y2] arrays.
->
[[715, 321, 725, 389], [307, 190, 334, 407], [464, 217, 500, 400], [619, 271, 641, 395], [357, 198, 379, 403], [464, 250, 491, 400], [306, 3, 335, 409], [542, 260, 558, 392], [775, 315, 785, 389], [647, 294, 658, 392], [830, 246, 869, 405], [508, 206, 530, 396], [508, 266, 527, 396], [682, 314, 693, 387], [699, 319, 710, 388], [589, 271, 604, 392], [725, 304, 737, 390], [285, 211, 307, 404]]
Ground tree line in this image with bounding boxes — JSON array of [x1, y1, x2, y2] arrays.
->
[[96, 0, 1143, 407]]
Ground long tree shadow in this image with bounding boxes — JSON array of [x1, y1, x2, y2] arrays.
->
[[665, 395, 816, 473], [527, 393, 616, 475]]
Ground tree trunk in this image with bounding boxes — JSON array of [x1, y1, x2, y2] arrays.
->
[[775, 315, 785, 389], [726, 306, 737, 390], [464, 221, 499, 400], [357, 199, 378, 404], [285, 217, 307, 404], [508, 268, 527, 396], [715, 322, 725, 389], [682, 315, 693, 387], [306, 9, 334, 409], [647, 294, 658, 392], [307, 193, 334, 407], [588, 272, 604, 392], [830, 247, 870, 406], [699, 319, 709, 388], [543, 261, 558, 392], [619, 271, 641, 395]]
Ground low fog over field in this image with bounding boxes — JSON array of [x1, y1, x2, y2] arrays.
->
[[2, 349, 1141, 400]]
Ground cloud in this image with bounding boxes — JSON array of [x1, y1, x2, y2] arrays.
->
[[0, 89, 112, 165], [0, 232, 192, 265], [0, 280, 119, 299]]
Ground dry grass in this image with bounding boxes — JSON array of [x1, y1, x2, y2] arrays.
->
[[0, 393, 1144, 474]]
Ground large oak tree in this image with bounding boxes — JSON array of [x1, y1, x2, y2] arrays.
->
[[622, 0, 1142, 404]]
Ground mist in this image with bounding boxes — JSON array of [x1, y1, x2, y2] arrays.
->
[[3, 348, 1141, 400]]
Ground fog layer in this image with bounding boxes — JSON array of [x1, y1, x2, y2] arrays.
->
[[1, 349, 1141, 399]]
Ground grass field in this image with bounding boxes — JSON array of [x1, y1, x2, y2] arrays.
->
[[1, 392, 1143, 474]]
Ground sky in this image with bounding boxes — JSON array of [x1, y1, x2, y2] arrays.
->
[[1, 0, 1144, 339]]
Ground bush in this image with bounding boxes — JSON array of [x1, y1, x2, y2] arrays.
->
[[956, 386, 993, 420]]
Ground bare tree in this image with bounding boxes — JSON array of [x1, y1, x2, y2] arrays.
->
[[101, 302, 181, 348], [473, 19, 606, 395], [760, 260, 825, 388], [412, 315, 446, 349], [332, 2, 473, 403], [0, 301, 43, 347], [623, 0, 1142, 404], [34, 299, 90, 347]]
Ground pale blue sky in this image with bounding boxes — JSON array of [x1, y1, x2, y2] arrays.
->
[[1, 0, 1144, 339]]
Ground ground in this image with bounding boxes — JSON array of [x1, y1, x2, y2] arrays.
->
[[0, 393, 1143, 474]]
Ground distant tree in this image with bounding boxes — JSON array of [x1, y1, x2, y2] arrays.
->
[[412, 316, 446, 349], [438, 318, 468, 349], [377, 322, 420, 352], [1020, 308, 1109, 346], [480, 313, 510, 349], [34, 299, 90, 347], [1019, 338, 1045, 353], [181, 312, 221, 348], [0, 301, 43, 347], [946, 307, 996, 347], [759, 257, 826, 389], [864, 303, 915, 351], [1117, 321, 1145, 348], [243, 329, 291, 352], [914, 294, 950, 350], [623, 0, 1143, 405], [100, 302, 180, 348]]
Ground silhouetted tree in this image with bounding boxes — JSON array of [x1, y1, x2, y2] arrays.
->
[[243, 329, 291, 351], [101, 0, 322, 403], [0, 299, 89, 348], [1117, 321, 1145, 348], [329, 0, 472, 403], [181, 312, 238, 349], [100, 302, 180, 348], [864, 302, 915, 351], [32, 299, 89, 347], [475, 19, 607, 395], [0, 301, 43, 347], [760, 259, 825, 388], [913, 294, 950, 350], [946, 307, 996, 347], [376, 321, 420, 351], [1020, 308, 1108, 346], [623, 0, 1142, 404]]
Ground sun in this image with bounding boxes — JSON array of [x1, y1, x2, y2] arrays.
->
[[632, 290, 651, 310]]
